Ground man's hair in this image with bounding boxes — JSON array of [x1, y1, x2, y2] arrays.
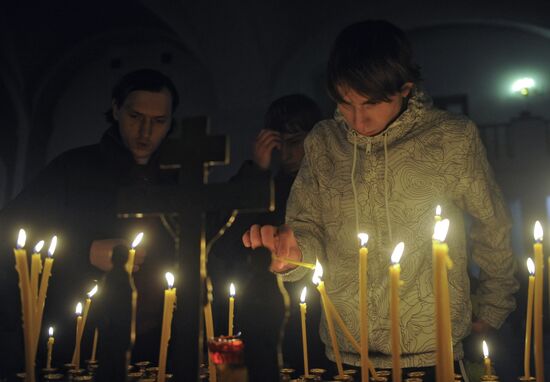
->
[[105, 69, 179, 124], [264, 94, 322, 134], [327, 20, 421, 104]]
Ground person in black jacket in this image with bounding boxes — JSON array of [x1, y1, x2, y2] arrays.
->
[[0, 69, 180, 376]]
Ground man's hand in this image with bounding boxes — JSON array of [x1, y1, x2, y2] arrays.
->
[[89, 238, 146, 272], [471, 319, 492, 335], [242, 224, 302, 273], [253, 129, 281, 170]]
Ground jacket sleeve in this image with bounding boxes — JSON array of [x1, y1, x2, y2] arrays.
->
[[283, 133, 325, 282], [455, 121, 519, 329]]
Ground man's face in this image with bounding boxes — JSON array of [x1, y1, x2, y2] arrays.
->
[[280, 131, 307, 174], [337, 83, 413, 137], [113, 89, 172, 164]]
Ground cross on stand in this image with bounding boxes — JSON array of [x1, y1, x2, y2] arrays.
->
[[117, 116, 274, 381]]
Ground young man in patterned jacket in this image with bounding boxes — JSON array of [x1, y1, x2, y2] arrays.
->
[[242, 20, 518, 379]]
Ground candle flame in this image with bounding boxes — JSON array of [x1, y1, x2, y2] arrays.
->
[[17, 229, 26, 249], [229, 283, 236, 297], [48, 236, 58, 257], [482, 340, 489, 358], [433, 219, 450, 242], [34, 240, 45, 253], [391, 242, 405, 264], [165, 272, 175, 288], [435, 205, 442, 217], [300, 286, 307, 303], [357, 233, 369, 247], [87, 284, 98, 298], [131, 232, 144, 249], [312, 259, 323, 285], [534, 221, 543, 242], [48, 327, 54, 337], [75, 302, 83, 315], [527, 257, 535, 275]]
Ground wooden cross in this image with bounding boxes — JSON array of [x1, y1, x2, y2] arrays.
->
[[118, 116, 274, 381]]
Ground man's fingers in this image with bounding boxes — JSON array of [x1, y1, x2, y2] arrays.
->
[[260, 225, 277, 252], [249, 224, 262, 249], [256, 130, 281, 146], [242, 230, 252, 248]]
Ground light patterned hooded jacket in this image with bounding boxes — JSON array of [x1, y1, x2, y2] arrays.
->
[[283, 90, 518, 368]]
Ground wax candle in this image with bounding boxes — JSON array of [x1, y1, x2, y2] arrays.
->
[[46, 327, 54, 369], [524, 258, 535, 378], [358, 233, 370, 382], [30, 241, 44, 314], [228, 283, 236, 336], [390, 242, 404, 382], [35, 236, 56, 351], [299, 287, 310, 377], [73, 302, 83, 369], [482, 340, 492, 376], [14, 229, 35, 382], [312, 260, 344, 377], [204, 278, 216, 382], [158, 272, 176, 382], [72, 284, 97, 366], [433, 219, 454, 381], [126, 232, 143, 274], [533, 221, 545, 382], [90, 328, 98, 363]]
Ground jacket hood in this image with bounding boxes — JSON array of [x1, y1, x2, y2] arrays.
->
[[334, 87, 434, 150]]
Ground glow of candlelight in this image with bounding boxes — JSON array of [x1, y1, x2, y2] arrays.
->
[[433, 219, 450, 242], [300, 286, 307, 303], [132, 232, 144, 249], [165, 272, 175, 289], [391, 242, 405, 264]]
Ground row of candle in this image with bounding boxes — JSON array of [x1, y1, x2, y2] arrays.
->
[[13, 229, 57, 382]]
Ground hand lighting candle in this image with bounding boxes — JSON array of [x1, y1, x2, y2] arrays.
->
[[524, 258, 535, 379], [46, 327, 54, 370], [299, 287, 310, 377], [126, 232, 143, 273], [533, 221, 545, 382], [312, 259, 344, 378], [358, 232, 370, 382], [390, 242, 404, 382], [158, 272, 176, 382], [228, 283, 236, 336], [433, 219, 454, 381]]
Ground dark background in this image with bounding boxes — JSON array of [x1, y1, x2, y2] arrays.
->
[[1, 1, 549, 380]]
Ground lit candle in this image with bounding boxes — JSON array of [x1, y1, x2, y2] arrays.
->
[[14, 229, 35, 382], [90, 328, 98, 363], [524, 258, 535, 378], [72, 284, 97, 366], [300, 286, 310, 377], [433, 219, 454, 381], [46, 326, 54, 369], [435, 205, 442, 223], [482, 340, 492, 376], [533, 221, 545, 382], [390, 242, 404, 382], [35, 236, 56, 351], [30, 240, 44, 313], [73, 302, 83, 369], [228, 283, 236, 336], [358, 232, 370, 382], [126, 232, 143, 274], [158, 272, 176, 382], [312, 260, 344, 377]]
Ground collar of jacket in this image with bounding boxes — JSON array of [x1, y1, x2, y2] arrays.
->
[[334, 87, 434, 150]]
